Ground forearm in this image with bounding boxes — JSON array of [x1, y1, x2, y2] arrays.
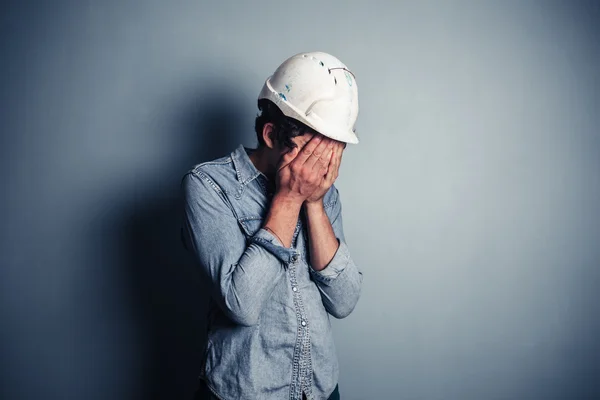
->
[[304, 200, 339, 271], [263, 193, 303, 248], [304, 188, 362, 319]]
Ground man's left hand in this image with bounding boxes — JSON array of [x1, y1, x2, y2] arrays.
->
[[305, 140, 345, 205]]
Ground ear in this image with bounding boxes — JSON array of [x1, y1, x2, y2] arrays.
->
[[262, 122, 277, 149]]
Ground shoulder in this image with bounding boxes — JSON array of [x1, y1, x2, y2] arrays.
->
[[182, 153, 237, 195]]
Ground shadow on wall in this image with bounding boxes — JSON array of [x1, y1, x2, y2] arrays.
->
[[118, 86, 249, 400]]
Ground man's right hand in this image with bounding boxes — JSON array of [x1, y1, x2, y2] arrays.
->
[[275, 134, 334, 205]]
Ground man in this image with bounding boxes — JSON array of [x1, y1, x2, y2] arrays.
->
[[182, 52, 362, 400]]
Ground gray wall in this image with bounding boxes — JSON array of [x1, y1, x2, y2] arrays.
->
[[1, 1, 598, 399]]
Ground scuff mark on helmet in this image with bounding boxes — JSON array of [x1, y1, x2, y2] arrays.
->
[[345, 71, 353, 86]]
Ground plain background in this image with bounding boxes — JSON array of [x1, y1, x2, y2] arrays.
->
[[1, 1, 599, 399]]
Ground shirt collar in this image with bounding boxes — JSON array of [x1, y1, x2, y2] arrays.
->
[[231, 144, 263, 185]]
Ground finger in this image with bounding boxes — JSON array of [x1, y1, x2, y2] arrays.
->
[[306, 137, 333, 171], [318, 145, 335, 175], [291, 134, 323, 167], [324, 146, 338, 182], [322, 146, 335, 185], [334, 142, 344, 164], [326, 143, 343, 182], [277, 146, 299, 171], [336, 141, 345, 158], [334, 142, 345, 174]]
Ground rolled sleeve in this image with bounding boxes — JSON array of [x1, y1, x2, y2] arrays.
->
[[250, 228, 297, 265], [309, 240, 351, 282]]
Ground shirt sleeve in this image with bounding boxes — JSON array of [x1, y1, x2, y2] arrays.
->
[[308, 187, 363, 319], [181, 170, 295, 326]]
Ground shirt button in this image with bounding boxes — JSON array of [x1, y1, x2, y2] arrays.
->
[[292, 286, 298, 292], [291, 254, 299, 263], [301, 320, 306, 327]]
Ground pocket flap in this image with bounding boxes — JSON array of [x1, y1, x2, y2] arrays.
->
[[238, 217, 263, 237]]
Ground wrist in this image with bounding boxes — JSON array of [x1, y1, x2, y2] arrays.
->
[[273, 192, 304, 209], [304, 199, 325, 213], [264, 193, 303, 249]]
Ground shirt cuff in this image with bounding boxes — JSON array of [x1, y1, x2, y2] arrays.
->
[[249, 228, 298, 265], [309, 240, 351, 283]]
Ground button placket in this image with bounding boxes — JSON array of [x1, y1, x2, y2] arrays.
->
[[287, 245, 314, 399], [286, 219, 313, 399]]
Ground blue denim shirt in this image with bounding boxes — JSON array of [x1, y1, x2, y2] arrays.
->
[[181, 145, 362, 400]]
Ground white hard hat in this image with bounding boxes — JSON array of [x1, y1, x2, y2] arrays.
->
[[258, 51, 359, 144]]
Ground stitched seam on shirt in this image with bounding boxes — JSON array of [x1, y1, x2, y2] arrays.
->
[[303, 322, 313, 398], [238, 216, 263, 222], [323, 199, 337, 209], [190, 171, 224, 195], [204, 380, 226, 400], [288, 261, 313, 400], [250, 236, 271, 246], [190, 171, 242, 222], [191, 159, 232, 175], [323, 187, 339, 209], [231, 150, 243, 183], [255, 174, 270, 194], [241, 171, 261, 186], [289, 265, 305, 400]]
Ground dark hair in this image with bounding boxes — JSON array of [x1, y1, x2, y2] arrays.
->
[[254, 99, 316, 149]]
